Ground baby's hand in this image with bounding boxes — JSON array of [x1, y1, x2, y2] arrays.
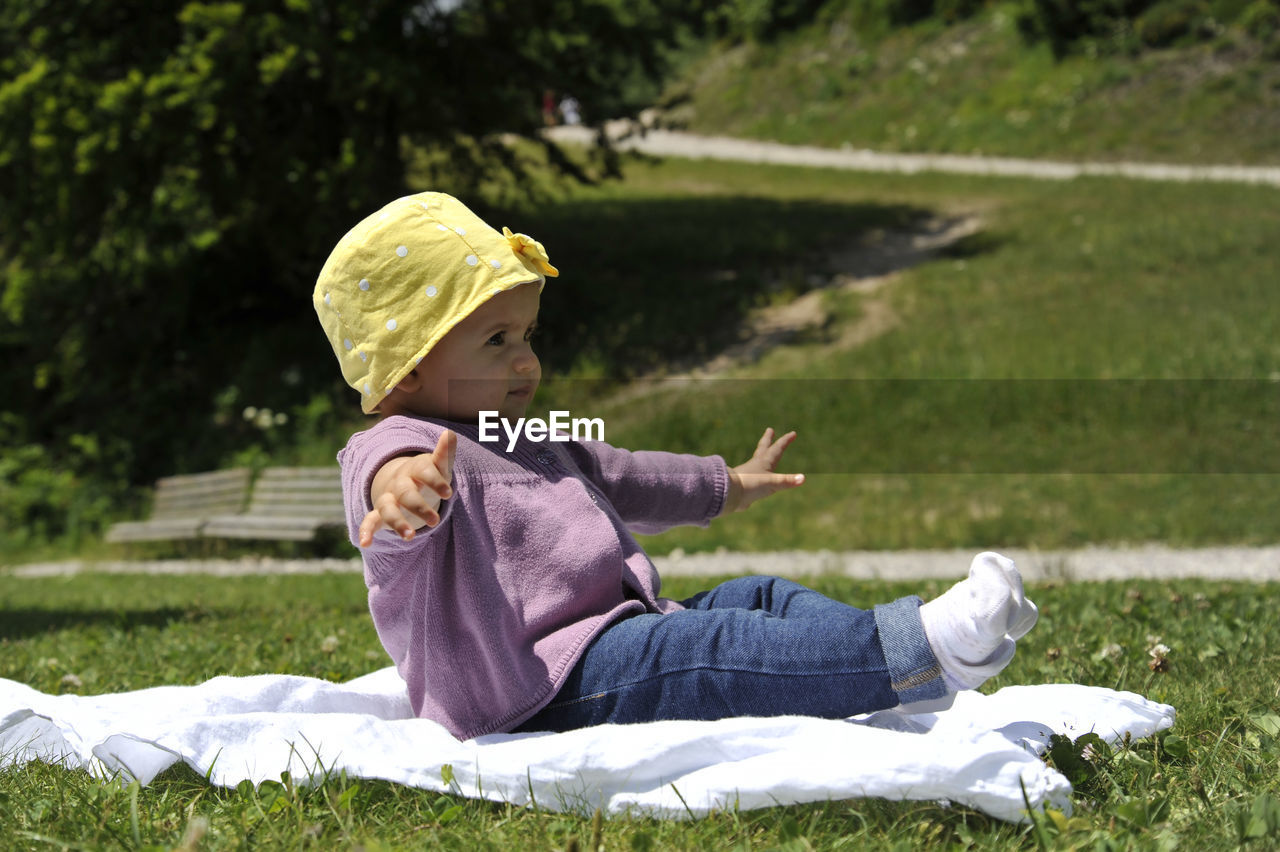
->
[[723, 428, 804, 515], [359, 430, 456, 547]]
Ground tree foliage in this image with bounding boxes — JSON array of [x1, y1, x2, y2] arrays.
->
[[1014, 0, 1280, 54], [0, 0, 703, 536]]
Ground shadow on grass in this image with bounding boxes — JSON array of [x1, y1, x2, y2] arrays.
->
[[104, 530, 359, 563], [528, 195, 960, 378], [0, 607, 206, 641]]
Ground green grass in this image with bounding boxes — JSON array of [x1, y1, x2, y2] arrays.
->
[[667, 4, 1280, 165], [515, 154, 1280, 554], [2, 571, 1278, 849], [7, 15, 1280, 848], [527, 155, 1280, 383], [25, 149, 1273, 564]]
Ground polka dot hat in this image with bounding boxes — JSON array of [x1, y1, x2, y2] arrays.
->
[[313, 192, 558, 413]]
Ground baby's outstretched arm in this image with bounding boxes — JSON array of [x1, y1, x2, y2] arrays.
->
[[722, 427, 805, 515], [359, 429, 456, 547]]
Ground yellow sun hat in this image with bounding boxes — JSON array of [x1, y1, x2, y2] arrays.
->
[[314, 192, 558, 413]]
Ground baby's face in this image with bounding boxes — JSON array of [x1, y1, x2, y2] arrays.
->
[[398, 282, 542, 422]]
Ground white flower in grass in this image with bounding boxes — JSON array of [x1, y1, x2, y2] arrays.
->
[[1094, 643, 1124, 664], [320, 635, 340, 654]]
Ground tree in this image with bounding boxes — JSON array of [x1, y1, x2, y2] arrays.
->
[[0, 0, 703, 519]]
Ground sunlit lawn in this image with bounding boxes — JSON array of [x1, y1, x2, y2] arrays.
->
[[5, 153, 1279, 848], [524, 155, 1280, 554], [2, 571, 1278, 849]]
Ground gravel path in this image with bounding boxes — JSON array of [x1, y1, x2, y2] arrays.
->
[[7, 545, 1277, 581], [546, 125, 1280, 188]]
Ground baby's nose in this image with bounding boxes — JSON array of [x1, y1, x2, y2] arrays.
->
[[513, 350, 539, 374]]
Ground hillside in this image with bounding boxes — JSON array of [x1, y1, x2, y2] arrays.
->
[[658, 4, 1280, 165]]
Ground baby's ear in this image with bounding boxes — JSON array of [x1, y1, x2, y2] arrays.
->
[[395, 368, 423, 394]]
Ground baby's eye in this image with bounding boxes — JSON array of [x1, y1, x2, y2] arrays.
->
[[486, 331, 506, 346], [523, 324, 538, 342]]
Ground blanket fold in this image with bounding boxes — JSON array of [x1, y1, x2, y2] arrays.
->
[[0, 668, 1173, 823]]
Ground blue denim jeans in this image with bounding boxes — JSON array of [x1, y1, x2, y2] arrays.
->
[[515, 575, 946, 732]]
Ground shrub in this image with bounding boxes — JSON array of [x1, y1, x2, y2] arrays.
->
[[1014, 0, 1276, 52], [1240, 0, 1280, 40], [824, 0, 986, 38], [0, 418, 127, 551], [704, 0, 828, 41], [1136, 0, 1212, 46], [1016, 0, 1165, 54]]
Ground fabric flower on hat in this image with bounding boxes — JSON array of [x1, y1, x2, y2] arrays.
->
[[503, 227, 559, 278]]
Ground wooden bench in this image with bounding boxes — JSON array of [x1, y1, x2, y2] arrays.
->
[[201, 466, 346, 541], [105, 469, 252, 543]]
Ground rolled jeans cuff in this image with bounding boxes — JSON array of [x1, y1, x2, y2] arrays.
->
[[873, 595, 947, 704]]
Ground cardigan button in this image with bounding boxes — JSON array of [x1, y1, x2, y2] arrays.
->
[[535, 449, 555, 465]]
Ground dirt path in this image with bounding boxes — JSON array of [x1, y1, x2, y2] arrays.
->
[[547, 125, 1280, 188], [600, 211, 980, 394]]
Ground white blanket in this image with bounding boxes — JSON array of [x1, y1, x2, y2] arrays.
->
[[0, 669, 1172, 823]]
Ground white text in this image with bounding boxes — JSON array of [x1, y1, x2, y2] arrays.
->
[[477, 410, 605, 452]]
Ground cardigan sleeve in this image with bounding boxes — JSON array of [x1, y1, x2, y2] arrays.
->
[[563, 439, 729, 535], [336, 416, 451, 581]]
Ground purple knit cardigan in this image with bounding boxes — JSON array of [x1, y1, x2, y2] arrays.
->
[[338, 415, 729, 739]]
